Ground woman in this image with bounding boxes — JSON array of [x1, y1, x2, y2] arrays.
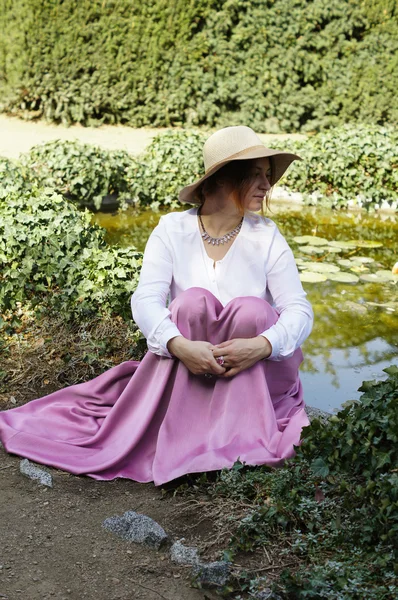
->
[[0, 126, 313, 486]]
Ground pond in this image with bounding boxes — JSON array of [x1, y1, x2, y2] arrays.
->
[[92, 205, 398, 414]]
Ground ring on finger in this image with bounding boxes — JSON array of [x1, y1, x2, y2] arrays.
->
[[216, 355, 226, 367]]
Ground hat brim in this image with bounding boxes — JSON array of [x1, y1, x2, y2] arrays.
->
[[178, 146, 302, 204]]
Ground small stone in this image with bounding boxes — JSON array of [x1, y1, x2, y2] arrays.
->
[[103, 511, 168, 550], [170, 540, 199, 565], [192, 560, 230, 587], [20, 459, 53, 487], [305, 406, 331, 424]]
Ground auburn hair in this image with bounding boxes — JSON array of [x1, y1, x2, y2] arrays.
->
[[192, 157, 274, 216]]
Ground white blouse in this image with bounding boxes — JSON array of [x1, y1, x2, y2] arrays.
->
[[131, 207, 313, 361]]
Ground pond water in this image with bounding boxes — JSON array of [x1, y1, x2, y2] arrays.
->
[[92, 205, 398, 413]]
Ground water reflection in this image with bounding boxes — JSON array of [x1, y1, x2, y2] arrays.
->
[[92, 205, 398, 411], [301, 338, 397, 412]]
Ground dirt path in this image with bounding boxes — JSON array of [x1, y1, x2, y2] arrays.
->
[[0, 114, 306, 159], [1, 447, 220, 600]]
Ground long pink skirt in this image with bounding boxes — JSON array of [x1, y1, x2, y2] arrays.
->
[[0, 288, 310, 486]]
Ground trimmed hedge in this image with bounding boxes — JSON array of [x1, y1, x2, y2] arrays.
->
[[0, 0, 396, 132]]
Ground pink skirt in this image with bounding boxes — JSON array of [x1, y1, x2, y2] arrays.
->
[[0, 288, 310, 486]]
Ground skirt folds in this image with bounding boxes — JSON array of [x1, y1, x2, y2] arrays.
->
[[0, 287, 310, 486]]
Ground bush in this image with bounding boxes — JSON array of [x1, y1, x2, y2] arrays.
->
[[205, 367, 398, 598], [19, 140, 136, 210], [125, 129, 207, 210], [0, 188, 142, 320], [269, 125, 398, 210], [0, 0, 396, 132]]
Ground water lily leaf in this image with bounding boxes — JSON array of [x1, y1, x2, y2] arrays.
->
[[325, 247, 343, 254], [348, 240, 383, 248], [354, 256, 375, 264], [375, 270, 398, 281], [303, 262, 340, 273], [360, 273, 391, 283], [350, 265, 370, 273], [328, 241, 358, 249], [293, 235, 329, 245], [338, 259, 354, 267], [295, 258, 308, 265], [300, 271, 328, 283], [300, 246, 326, 255], [327, 272, 359, 283]]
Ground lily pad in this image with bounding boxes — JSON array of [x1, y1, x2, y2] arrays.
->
[[338, 259, 354, 268], [295, 258, 308, 265], [325, 247, 343, 254], [300, 246, 326, 255], [302, 262, 340, 273], [348, 240, 383, 248], [300, 272, 328, 283], [375, 270, 398, 281], [327, 272, 359, 283], [293, 235, 329, 246], [354, 256, 375, 264], [360, 273, 391, 283], [328, 241, 358, 249]]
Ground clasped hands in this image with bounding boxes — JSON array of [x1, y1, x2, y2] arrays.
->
[[167, 336, 272, 378]]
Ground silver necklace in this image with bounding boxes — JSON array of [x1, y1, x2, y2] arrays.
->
[[198, 207, 243, 246]]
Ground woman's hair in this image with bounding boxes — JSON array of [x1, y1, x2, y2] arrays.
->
[[193, 157, 274, 215]]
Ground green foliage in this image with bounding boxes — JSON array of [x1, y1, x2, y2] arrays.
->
[[0, 156, 31, 197], [269, 125, 398, 210], [19, 140, 136, 210], [206, 367, 398, 598], [0, 188, 142, 320], [0, 1, 396, 132], [125, 129, 207, 210]]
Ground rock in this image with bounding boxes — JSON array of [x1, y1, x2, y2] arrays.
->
[[103, 510, 168, 550], [170, 539, 199, 565], [305, 405, 331, 424], [19, 459, 53, 487], [192, 560, 230, 587], [251, 589, 282, 600]]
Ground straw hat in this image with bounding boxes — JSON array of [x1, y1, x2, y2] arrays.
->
[[178, 125, 302, 204]]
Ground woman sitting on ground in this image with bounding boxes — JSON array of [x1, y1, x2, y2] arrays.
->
[[0, 125, 313, 487]]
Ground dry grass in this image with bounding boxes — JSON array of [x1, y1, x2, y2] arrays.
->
[[0, 304, 145, 409]]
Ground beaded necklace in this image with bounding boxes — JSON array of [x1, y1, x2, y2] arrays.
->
[[198, 207, 243, 246]]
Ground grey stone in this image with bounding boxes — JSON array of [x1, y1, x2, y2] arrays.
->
[[170, 539, 199, 565], [192, 560, 230, 587], [103, 510, 168, 550], [19, 459, 53, 487], [251, 589, 282, 600], [305, 405, 331, 424]]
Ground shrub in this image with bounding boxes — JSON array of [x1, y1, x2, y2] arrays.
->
[[269, 125, 398, 210], [205, 367, 398, 598], [19, 140, 136, 210], [0, 0, 396, 132], [125, 129, 207, 210], [0, 188, 142, 320]]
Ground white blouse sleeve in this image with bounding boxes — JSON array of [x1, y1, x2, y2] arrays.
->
[[130, 218, 182, 358], [260, 227, 314, 361]]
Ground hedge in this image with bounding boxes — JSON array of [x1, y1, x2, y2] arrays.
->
[[0, 0, 396, 132]]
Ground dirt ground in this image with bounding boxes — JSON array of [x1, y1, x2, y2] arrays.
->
[[1, 447, 225, 600], [0, 114, 306, 159]]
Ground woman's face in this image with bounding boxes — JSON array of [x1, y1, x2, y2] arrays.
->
[[241, 157, 272, 211]]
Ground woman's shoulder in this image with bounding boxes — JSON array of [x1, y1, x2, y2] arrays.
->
[[158, 207, 197, 233], [244, 211, 279, 237]]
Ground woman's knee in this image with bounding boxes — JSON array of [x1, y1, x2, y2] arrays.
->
[[226, 296, 278, 337], [169, 287, 220, 327]]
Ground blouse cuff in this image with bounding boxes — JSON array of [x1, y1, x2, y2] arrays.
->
[[259, 328, 281, 361], [158, 322, 183, 358]]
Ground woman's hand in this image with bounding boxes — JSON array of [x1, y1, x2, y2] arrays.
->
[[212, 336, 272, 378], [167, 336, 226, 377]]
